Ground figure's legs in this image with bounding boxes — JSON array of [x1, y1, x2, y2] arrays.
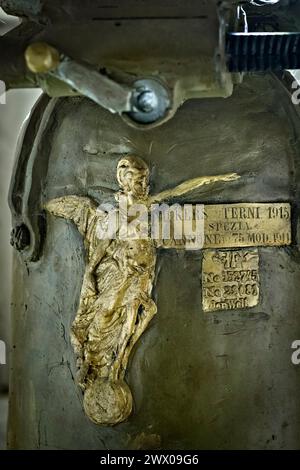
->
[[108, 300, 141, 382], [81, 303, 136, 425], [120, 296, 157, 375], [82, 297, 156, 425]]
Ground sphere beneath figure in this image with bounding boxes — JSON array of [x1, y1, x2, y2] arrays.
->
[[83, 379, 133, 425]]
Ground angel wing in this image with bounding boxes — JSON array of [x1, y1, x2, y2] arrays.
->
[[44, 195, 98, 238]]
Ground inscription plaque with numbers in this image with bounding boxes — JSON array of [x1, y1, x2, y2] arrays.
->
[[203, 203, 291, 249], [202, 249, 260, 312], [159, 203, 291, 249]]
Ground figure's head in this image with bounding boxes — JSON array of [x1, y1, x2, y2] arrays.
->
[[117, 155, 150, 199]]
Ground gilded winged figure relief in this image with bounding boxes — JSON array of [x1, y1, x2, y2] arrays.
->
[[45, 155, 239, 425]]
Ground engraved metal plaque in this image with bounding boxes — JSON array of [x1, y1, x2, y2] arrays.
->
[[202, 249, 260, 312], [203, 203, 291, 249], [158, 203, 291, 249]]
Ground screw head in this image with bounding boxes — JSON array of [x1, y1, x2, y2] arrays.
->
[[136, 90, 157, 113]]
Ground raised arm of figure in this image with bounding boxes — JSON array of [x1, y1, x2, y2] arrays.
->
[[148, 173, 240, 205]]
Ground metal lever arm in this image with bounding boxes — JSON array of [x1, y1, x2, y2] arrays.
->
[[25, 42, 170, 124]]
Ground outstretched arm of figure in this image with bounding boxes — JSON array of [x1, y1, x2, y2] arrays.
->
[[148, 173, 240, 205], [44, 195, 99, 237]]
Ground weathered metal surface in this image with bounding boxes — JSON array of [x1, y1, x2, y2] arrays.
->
[[8, 74, 300, 449]]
